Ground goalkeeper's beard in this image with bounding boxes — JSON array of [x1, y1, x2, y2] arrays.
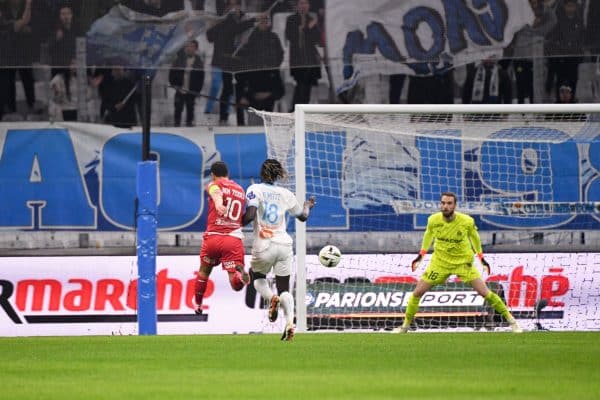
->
[[442, 210, 455, 219]]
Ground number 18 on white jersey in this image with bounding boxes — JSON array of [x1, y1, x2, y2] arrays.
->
[[245, 183, 304, 246]]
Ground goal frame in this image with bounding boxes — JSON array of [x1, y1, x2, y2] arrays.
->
[[293, 103, 600, 333]]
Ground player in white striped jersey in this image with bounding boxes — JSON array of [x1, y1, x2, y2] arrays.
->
[[242, 159, 315, 341]]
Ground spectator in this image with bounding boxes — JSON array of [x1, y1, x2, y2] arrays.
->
[[462, 58, 512, 104], [407, 70, 454, 105], [90, 66, 112, 122], [29, 0, 52, 53], [406, 70, 454, 122], [49, 5, 78, 102], [506, 0, 556, 103], [285, 0, 322, 111], [312, 0, 332, 100], [48, 60, 77, 121], [389, 74, 406, 104], [0, 6, 12, 120], [168, 39, 204, 127], [3, 0, 38, 114], [546, 83, 586, 121], [99, 67, 139, 128], [206, 0, 256, 125], [236, 13, 284, 124], [545, 0, 585, 100], [583, 0, 600, 102], [308, 0, 325, 52], [556, 83, 576, 103], [584, 0, 600, 54]]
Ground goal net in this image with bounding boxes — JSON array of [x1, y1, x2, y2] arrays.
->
[[255, 104, 600, 333]]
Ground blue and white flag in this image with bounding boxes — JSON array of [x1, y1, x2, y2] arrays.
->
[[86, 5, 215, 69], [326, 0, 535, 94]]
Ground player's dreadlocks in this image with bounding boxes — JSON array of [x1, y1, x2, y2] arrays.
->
[[260, 159, 287, 184]]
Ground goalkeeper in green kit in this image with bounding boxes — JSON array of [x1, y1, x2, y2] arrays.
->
[[393, 192, 522, 333]]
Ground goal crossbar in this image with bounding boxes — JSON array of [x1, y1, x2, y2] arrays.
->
[[294, 103, 600, 114]]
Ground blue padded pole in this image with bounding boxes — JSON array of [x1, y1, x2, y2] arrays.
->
[[136, 160, 158, 335]]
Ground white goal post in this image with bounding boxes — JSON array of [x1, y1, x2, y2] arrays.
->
[[256, 103, 600, 333]]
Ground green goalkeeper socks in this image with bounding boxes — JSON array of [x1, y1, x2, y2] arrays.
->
[[485, 291, 512, 321], [403, 294, 421, 326]]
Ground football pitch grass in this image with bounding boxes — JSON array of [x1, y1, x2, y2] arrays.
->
[[1, 332, 598, 400]]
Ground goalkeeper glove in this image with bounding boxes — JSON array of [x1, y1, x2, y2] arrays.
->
[[478, 253, 491, 274], [411, 250, 426, 272]]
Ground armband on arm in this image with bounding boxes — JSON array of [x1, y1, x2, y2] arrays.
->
[[208, 184, 226, 216]]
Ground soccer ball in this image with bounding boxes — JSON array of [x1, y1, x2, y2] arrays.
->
[[318, 245, 341, 268]]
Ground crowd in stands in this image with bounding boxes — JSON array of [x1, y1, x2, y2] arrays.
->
[[0, 0, 599, 126]]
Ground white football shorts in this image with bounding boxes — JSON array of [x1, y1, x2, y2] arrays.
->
[[250, 241, 293, 276]]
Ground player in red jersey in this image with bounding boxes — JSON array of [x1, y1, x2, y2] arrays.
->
[[194, 161, 250, 314]]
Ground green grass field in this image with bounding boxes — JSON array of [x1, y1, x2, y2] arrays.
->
[[1, 332, 598, 400]]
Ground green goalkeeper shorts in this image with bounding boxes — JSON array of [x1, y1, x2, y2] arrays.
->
[[421, 258, 481, 285]]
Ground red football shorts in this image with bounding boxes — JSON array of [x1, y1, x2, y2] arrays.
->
[[200, 234, 245, 272]]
